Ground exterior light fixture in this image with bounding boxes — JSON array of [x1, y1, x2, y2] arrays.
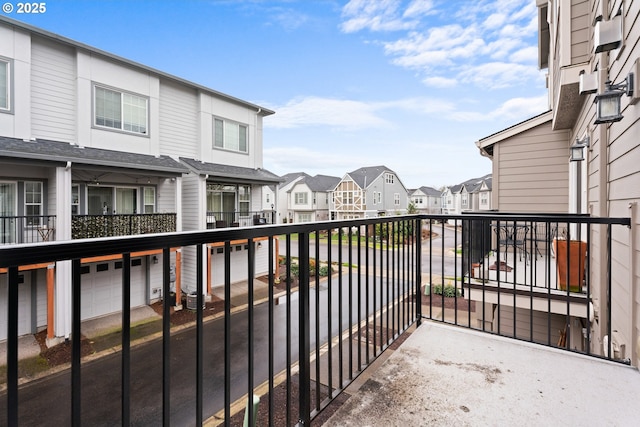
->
[[570, 135, 590, 162], [594, 73, 634, 124]]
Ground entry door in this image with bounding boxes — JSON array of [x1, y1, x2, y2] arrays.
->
[[0, 182, 17, 243]]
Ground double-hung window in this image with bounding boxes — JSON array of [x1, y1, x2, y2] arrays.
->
[[239, 185, 251, 216], [144, 187, 156, 213], [294, 192, 308, 205], [213, 118, 248, 153], [25, 182, 43, 225], [94, 85, 148, 134], [0, 58, 10, 112]]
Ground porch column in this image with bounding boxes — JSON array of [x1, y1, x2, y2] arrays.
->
[[46, 264, 55, 340], [207, 245, 212, 296], [54, 165, 73, 339], [175, 249, 182, 306]]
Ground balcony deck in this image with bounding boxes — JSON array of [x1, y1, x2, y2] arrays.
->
[[324, 321, 640, 426]]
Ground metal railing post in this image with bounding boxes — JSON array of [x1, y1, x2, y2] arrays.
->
[[297, 231, 311, 425]]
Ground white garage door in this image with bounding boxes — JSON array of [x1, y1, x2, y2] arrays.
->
[[0, 270, 46, 341], [80, 258, 146, 320]]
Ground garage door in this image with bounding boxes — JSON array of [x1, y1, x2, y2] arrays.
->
[[80, 258, 146, 320], [0, 270, 46, 341]]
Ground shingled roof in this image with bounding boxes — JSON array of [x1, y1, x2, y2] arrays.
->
[[0, 136, 188, 175], [180, 157, 282, 185]]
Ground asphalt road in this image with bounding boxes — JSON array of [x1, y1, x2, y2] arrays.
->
[[0, 272, 408, 426]]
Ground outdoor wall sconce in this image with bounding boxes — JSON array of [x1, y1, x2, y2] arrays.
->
[[570, 135, 590, 162], [594, 73, 634, 124]]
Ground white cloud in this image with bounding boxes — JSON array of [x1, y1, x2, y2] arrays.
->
[[403, 0, 435, 18], [265, 96, 391, 129], [264, 95, 456, 130], [510, 46, 538, 63], [422, 76, 457, 88], [458, 62, 539, 89], [264, 146, 357, 174], [451, 94, 548, 122], [340, 0, 418, 33]]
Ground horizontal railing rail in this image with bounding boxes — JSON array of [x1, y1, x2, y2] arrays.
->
[[0, 215, 56, 244], [71, 212, 177, 239], [206, 210, 275, 228], [0, 215, 420, 426]]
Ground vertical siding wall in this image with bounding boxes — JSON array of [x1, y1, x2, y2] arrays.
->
[[495, 122, 569, 213], [30, 37, 76, 143]]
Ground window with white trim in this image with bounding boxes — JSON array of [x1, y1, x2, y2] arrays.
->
[[213, 118, 248, 153], [374, 192, 382, 204], [294, 192, 308, 205], [298, 213, 312, 223], [385, 173, 394, 184], [239, 185, 250, 216], [71, 184, 80, 215], [144, 187, 156, 213], [25, 182, 43, 225], [94, 85, 148, 134], [0, 58, 10, 112], [394, 193, 400, 206]]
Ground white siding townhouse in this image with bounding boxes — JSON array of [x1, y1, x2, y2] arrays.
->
[[0, 17, 280, 342], [286, 174, 340, 223], [410, 186, 442, 214], [330, 166, 409, 220]]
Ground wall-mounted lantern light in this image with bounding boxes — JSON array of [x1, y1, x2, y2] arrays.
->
[[594, 73, 634, 124], [570, 135, 590, 162]]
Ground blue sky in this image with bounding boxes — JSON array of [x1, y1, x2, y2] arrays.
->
[[5, 0, 548, 189]]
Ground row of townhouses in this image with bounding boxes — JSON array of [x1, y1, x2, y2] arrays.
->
[[0, 17, 282, 342], [0, 12, 493, 344], [275, 167, 492, 223]]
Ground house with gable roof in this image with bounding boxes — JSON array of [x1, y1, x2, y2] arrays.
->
[[0, 16, 280, 341], [330, 166, 409, 220], [410, 186, 442, 214], [285, 174, 341, 223]]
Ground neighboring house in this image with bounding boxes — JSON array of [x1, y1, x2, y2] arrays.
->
[[330, 166, 409, 220], [287, 174, 340, 223], [277, 172, 309, 223], [441, 174, 492, 215], [475, 0, 639, 367], [0, 17, 279, 341], [410, 186, 442, 214]]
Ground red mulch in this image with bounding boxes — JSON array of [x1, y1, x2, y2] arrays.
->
[[417, 285, 476, 311]]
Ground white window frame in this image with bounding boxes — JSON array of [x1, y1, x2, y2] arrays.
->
[[298, 212, 312, 223], [374, 192, 382, 204], [143, 187, 156, 213], [294, 192, 308, 205], [25, 181, 43, 226], [385, 173, 394, 184], [213, 117, 249, 153], [71, 184, 80, 215], [93, 84, 149, 135], [394, 193, 400, 206], [239, 185, 251, 216], [0, 57, 11, 113]]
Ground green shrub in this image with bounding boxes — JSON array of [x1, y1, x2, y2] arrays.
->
[[432, 284, 460, 297], [319, 265, 330, 276]]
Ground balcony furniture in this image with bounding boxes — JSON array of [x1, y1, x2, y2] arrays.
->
[[37, 226, 54, 241], [532, 222, 558, 258], [494, 224, 530, 263], [215, 220, 227, 228]]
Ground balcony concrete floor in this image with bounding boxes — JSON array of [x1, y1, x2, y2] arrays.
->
[[324, 321, 640, 426]]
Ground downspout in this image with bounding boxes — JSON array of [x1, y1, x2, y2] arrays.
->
[[595, 14, 610, 349], [629, 202, 638, 366]]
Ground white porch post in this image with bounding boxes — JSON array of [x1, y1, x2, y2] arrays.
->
[[54, 165, 72, 339]]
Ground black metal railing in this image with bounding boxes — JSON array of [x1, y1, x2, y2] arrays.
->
[[0, 215, 56, 244], [206, 210, 274, 228], [71, 213, 177, 239], [0, 213, 632, 425], [423, 213, 631, 364], [0, 215, 420, 426]]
